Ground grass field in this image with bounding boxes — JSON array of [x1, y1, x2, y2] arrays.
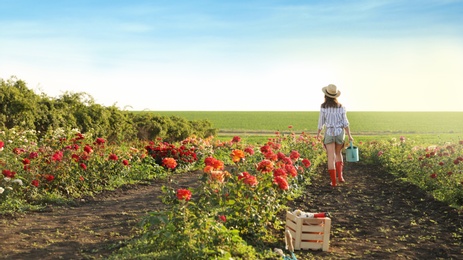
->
[[135, 111, 463, 144]]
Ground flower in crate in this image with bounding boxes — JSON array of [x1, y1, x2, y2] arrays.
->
[[0, 187, 4, 194], [162, 157, 177, 169], [430, 173, 437, 179], [176, 188, 192, 201], [257, 159, 274, 173], [231, 149, 245, 163], [273, 176, 289, 190], [108, 154, 118, 161], [0, 141, 4, 151]]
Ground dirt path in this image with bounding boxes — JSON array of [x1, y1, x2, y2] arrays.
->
[[0, 172, 202, 260], [289, 163, 463, 260], [1, 164, 463, 260]]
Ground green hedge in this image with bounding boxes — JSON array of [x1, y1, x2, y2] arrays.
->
[[0, 76, 216, 142]]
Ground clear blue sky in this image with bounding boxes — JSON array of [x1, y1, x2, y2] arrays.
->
[[1, 0, 463, 111]]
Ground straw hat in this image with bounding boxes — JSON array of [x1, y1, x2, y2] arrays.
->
[[322, 84, 341, 98]]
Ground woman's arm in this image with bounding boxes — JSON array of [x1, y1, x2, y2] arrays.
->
[[316, 109, 325, 140], [345, 126, 353, 141]]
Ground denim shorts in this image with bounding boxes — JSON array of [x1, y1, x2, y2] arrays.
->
[[323, 130, 345, 144]]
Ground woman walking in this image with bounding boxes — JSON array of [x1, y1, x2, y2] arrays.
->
[[316, 84, 353, 187]]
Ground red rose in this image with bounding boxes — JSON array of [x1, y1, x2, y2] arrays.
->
[[290, 150, 300, 160], [162, 157, 177, 169], [45, 175, 55, 182], [302, 158, 312, 168], [257, 160, 274, 173], [84, 145, 93, 153], [80, 163, 87, 170], [273, 176, 289, 190], [95, 138, 106, 145], [176, 188, 192, 201], [31, 179, 39, 187], [218, 215, 227, 222]]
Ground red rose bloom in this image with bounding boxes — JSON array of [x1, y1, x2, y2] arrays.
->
[[162, 157, 177, 169], [2, 169, 16, 178], [273, 176, 289, 190], [257, 160, 274, 173], [95, 138, 106, 145], [285, 164, 298, 177], [302, 158, 312, 168], [231, 149, 245, 163], [176, 188, 192, 201], [244, 147, 254, 155], [31, 179, 39, 187], [231, 136, 241, 143], [29, 152, 38, 159], [218, 215, 227, 222], [80, 163, 87, 170], [84, 145, 93, 153], [273, 168, 287, 178], [290, 150, 300, 160], [51, 151, 63, 161]]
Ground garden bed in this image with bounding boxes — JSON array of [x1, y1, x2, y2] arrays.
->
[[1, 163, 462, 259]]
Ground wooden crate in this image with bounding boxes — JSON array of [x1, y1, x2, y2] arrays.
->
[[285, 211, 331, 251]]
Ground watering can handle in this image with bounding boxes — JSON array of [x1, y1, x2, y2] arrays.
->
[[349, 141, 353, 148]]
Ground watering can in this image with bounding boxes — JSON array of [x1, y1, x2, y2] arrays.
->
[[345, 141, 359, 162]]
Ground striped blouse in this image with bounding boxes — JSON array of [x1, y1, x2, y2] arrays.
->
[[317, 106, 350, 136]]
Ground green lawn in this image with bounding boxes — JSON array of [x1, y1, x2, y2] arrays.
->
[[133, 111, 463, 144]]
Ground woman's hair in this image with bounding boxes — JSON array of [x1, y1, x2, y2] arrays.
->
[[321, 96, 341, 108]]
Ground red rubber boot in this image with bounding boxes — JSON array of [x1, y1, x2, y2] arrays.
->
[[336, 161, 345, 182], [329, 169, 337, 187]]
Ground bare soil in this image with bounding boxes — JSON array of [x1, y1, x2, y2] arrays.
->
[[1, 163, 462, 260]]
